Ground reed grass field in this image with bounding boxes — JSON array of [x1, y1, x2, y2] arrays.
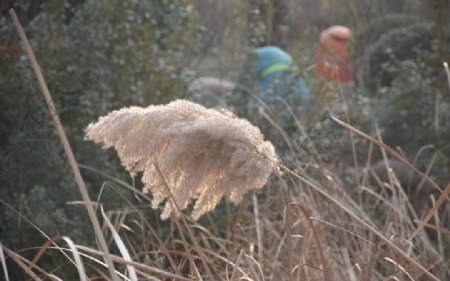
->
[[0, 1, 449, 280]]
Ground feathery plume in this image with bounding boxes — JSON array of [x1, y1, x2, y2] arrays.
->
[[85, 100, 278, 220]]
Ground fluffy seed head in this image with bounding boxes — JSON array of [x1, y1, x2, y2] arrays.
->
[[85, 99, 278, 220]]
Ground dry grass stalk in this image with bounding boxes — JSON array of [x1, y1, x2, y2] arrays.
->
[[85, 99, 279, 220], [0, 243, 10, 281], [8, 8, 120, 280], [444, 61, 450, 98], [62, 237, 87, 281], [326, 111, 442, 193], [1, 244, 57, 281]]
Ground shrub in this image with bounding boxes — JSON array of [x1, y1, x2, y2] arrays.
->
[[0, 0, 202, 258]]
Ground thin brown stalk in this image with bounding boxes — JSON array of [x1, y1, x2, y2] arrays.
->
[[8, 9, 119, 281], [383, 257, 416, 281], [325, 111, 443, 193], [281, 177, 294, 281], [76, 245, 193, 281], [444, 62, 450, 98], [290, 170, 440, 281], [337, 78, 361, 188], [252, 151, 441, 281], [153, 162, 216, 279], [100, 180, 182, 275], [2, 245, 46, 281], [416, 221, 450, 236], [30, 237, 61, 271], [434, 83, 441, 135], [341, 247, 357, 281], [289, 202, 330, 281], [277, 97, 321, 159], [412, 182, 450, 238], [252, 192, 263, 262], [0, 197, 76, 268]]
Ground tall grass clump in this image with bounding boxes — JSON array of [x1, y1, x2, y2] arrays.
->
[[85, 99, 279, 220]]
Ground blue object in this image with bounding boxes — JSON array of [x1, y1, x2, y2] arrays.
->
[[253, 46, 310, 106]]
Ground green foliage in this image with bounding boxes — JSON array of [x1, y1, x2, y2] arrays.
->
[[0, 0, 202, 262], [357, 12, 450, 184], [352, 13, 419, 60], [359, 22, 434, 93]]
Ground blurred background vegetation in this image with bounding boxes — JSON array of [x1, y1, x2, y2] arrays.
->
[[0, 0, 449, 279]]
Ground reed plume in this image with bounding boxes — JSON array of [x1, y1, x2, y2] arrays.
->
[[85, 100, 278, 220]]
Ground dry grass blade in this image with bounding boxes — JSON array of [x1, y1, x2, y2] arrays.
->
[[325, 111, 442, 193], [276, 97, 321, 158], [44, 246, 132, 281], [244, 254, 265, 281], [153, 162, 216, 280], [4, 249, 42, 281], [62, 237, 88, 281], [289, 202, 330, 281], [191, 259, 204, 281], [311, 218, 378, 248], [1, 244, 62, 281], [252, 193, 263, 262], [416, 221, 450, 236], [76, 245, 193, 281], [0, 197, 77, 268], [444, 61, 450, 98], [78, 164, 152, 201], [0, 243, 10, 281], [384, 257, 416, 281], [8, 8, 119, 281], [413, 182, 450, 237], [268, 161, 441, 281], [100, 206, 138, 281], [205, 248, 250, 280], [133, 269, 161, 281], [340, 247, 357, 281], [29, 238, 60, 276]]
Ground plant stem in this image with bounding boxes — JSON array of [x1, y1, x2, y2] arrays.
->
[[9, 8, 120, 281]]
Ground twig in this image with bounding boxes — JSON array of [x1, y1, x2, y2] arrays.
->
[[323, 110, 443, 194], [9, 9, 120, 281], [412, 182, 450, 238]]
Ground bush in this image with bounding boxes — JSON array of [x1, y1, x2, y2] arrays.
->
[[0, 0, 203, 265], [356, 9, 450, 187]]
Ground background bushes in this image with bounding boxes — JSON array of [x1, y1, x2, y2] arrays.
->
[[0, 0, 203, 254]]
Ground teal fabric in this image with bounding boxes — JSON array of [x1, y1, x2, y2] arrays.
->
[[254, 46, 293, 73], [253, 46, 310, 106]]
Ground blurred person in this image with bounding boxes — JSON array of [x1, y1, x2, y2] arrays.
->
[[186, 45, 309, 152], [252, 45, 309, 107], [316, 25, 354, 84], [187, 46, 309, 111]]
